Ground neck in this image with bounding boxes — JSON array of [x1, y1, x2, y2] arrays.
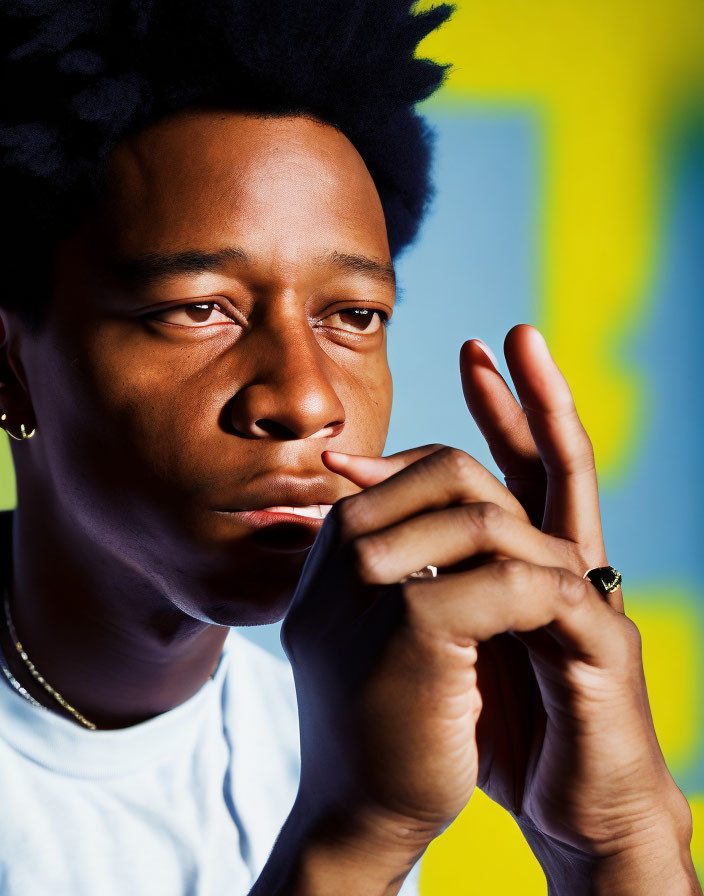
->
[[0, 502, 229, 731]]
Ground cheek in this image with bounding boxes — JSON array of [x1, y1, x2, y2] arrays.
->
[[27, 320, 215, 510], [342, 355, 393, 454]]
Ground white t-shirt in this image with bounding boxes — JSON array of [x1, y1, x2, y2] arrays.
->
[[0, 627, 421, 895]]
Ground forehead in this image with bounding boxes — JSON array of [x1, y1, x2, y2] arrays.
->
[[99, 110, 390, 266]]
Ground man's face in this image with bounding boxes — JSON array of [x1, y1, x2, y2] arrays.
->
[[13, 110, 394, 624]]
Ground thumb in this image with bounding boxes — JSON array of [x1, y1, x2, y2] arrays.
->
[[322, 444, 446, 489]]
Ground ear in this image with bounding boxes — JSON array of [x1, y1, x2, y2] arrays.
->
[[0, 311, 36, 441]]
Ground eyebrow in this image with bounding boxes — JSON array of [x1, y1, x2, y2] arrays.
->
[[325, 250, 396, 286], [111, 246, 396, 288], [111, 247, 247, 286]]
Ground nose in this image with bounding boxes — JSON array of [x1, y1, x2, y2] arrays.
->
[[229, 322, 346, 440]]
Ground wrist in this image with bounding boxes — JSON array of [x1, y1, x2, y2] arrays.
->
[[591, 803, 701, 896], [249, 795, 429, 896], [515, 791, 702, 896]]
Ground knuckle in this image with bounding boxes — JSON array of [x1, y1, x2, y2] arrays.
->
[[436, 445, 475, 480], [466, 501, 503, 534], [606, 615, 644, 678], [553, 566, 588, 605], [349, 535, 387, 583], [618, 615, 643, 657], [332, 494, 368, 541], [495, 558, 534, 589]]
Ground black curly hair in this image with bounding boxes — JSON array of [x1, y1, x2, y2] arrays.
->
[[1, 0, 453, 332]]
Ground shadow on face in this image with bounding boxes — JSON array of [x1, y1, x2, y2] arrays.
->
[[12, 109, 396, 625]]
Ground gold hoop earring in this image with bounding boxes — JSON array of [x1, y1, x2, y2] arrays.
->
[[0, 413, 36, 441]]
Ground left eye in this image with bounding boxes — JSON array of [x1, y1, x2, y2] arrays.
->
[[318, 308, 388, 334], [148, 302, 236, 327]]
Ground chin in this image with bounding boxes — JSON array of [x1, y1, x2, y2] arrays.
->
[[194, 580, 298, 628]]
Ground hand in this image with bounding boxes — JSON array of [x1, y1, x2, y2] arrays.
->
[[281, 325, 695, 885], [280, 440, 521, 866], [459, 326, 691, 855]]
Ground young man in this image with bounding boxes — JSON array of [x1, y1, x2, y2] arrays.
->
[[0, 1, 699, 894]]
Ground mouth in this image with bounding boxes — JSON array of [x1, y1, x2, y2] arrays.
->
[[211, 474, 344, 550], [212, 504, 335, 552], [257, 504, 333, 519], [214, 504, 332, 526]]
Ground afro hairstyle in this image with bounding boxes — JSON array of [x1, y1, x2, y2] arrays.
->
[[1, 0, 453, 332]]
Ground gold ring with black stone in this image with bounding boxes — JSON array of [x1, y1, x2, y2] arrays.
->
[[582, 565, 622, 596]]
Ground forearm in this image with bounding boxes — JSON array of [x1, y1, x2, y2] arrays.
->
[[249, 797, 425, 896], [514, 809, 702, 896]]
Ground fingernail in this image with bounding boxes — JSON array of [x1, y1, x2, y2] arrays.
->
[[473, 339, 500, 371]]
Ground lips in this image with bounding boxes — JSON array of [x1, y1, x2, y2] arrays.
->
[[214, 473, 343, 514], [258, 504, 333, 519], [214, 505, 332, 529], [213, 505, 333, 552], [211, 473, 345, 551]]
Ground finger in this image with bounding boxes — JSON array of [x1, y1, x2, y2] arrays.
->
[[322, 443, 446, 489], [351, 501, 568, 584], [459, 338, 547, 528], [503, 325, 606, 558], [401, 559, 626, 668], [328, 445, 530, 540]]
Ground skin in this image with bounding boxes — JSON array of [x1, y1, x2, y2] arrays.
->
[[0, 110, 394, 728], [0, 109, 698, 893], [264, 340, 701, 895]]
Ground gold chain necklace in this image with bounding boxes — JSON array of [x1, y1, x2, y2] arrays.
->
[[3, 585, 97, 730]]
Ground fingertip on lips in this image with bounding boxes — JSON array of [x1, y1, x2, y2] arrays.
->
[[322, 450, 348, 467]]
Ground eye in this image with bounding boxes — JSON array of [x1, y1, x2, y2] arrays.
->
[[317, 308, 388, 335], [148, 302, 237, 328]]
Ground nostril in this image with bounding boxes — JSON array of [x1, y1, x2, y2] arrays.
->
[[325, 420, 345, 439], [253, 419, 298, 439], [251, 419, 345, 439]]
